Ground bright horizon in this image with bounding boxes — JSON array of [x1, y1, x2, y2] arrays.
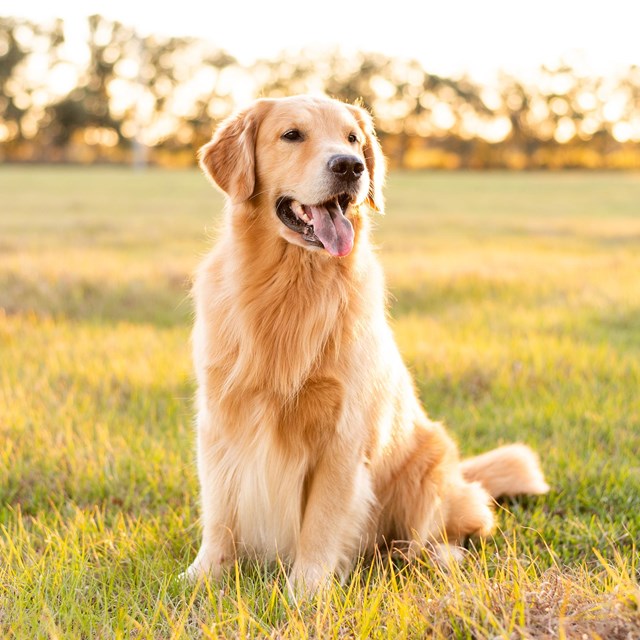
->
[[5, 0, 640, 83]]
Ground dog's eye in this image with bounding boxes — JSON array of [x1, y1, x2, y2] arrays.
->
[[348, 133, 359, 144], [282, 129, 303, 142]]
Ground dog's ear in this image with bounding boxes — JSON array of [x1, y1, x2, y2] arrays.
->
[[199, 100, 270, 203], [347, 103, 386, 214]]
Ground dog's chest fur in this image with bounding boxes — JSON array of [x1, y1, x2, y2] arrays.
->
[[193, 240, 374, 556]]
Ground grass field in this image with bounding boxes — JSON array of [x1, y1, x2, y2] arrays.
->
[[1, 166, 639, 638]]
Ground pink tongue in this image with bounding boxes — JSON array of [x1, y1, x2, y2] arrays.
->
[[308, 202, 354, 257]]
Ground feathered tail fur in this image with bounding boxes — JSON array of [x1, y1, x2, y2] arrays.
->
[[461, 444, 550, 499]]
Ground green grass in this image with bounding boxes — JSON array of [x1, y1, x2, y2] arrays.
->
[[1, 166, 639, 638]]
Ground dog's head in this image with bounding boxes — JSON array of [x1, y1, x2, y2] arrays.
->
[[199, 95, 385, 258]]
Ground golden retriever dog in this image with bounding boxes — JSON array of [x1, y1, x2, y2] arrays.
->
[[186, 95, 549, 591]]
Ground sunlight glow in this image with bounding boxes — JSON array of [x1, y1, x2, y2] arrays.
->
[[49, 62, 78, 97], [612, 120, 640, 143], [9, 0, 640, 82], [83, 126, 118, 146], [576, 91, 597, 111], [603, 93, 628, 122], [481, 116, 512, 144], [431, 103, 456, 131], [4, 0, 640, 160], [579, 116, 601, 137], [554, 117, 576, 144]]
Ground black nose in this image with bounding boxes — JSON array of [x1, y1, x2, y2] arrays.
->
[[328, 155, 365, 182]]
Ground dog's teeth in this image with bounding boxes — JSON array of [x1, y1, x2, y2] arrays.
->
[[290, 200, 312, 224]]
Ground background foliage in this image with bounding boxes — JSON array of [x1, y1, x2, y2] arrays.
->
[[2, 15, 640, 168]]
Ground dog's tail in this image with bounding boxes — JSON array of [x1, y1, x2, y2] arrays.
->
[[460, 443, 550, 499]]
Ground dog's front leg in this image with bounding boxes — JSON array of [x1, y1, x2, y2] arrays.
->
[[183, 407, 236, 582], [289, 438, 373, 594]]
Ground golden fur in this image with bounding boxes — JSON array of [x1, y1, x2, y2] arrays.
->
[[186, 95, 549, 591]]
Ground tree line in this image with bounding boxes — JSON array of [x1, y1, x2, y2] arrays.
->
[[1, 15, 639, 168]]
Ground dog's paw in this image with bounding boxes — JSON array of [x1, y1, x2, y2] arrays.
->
[[392, 540, 466, 567], [430, 542, 466, 567], [287, 561, 332, 598], [180, 548, 227, 584], [178, 562, 206, 584]]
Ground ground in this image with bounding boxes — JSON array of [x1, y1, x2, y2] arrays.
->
[[1, 167, 639, 638]]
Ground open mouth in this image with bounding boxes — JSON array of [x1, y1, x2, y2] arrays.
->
[[276, 193, 355, 257]]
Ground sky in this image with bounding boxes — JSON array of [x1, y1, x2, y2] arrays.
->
[[4, 0, 640, 82]]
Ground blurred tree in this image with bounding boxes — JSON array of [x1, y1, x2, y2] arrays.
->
[[175, 48, 239, 152], [43, 15, 129, 150], [254, 51, 494, 167], [604, 65, 640, 147], [0, 17, 30, 148], [2, 13, 640, 168], [0, 18, 68, 159]]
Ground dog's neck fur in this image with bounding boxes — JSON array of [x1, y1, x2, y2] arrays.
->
[[209, 199, 380, 399]]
